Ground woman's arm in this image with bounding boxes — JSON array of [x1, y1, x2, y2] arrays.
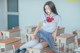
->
[[33, 21, 43, 39], [53, 16, 61, 42], [53, 26, 60, 42]]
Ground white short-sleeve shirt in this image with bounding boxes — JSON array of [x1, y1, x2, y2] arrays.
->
[[41, 14, 61, 33]]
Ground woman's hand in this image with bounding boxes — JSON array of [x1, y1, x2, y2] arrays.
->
[[33, 21, 42, 40], [33, 33, 38, 39], [53, 26, 59, 42], [53, 36, 56, 42]]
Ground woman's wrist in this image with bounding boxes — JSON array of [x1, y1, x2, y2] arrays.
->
[[33, 32, 36, 35], [54, 36, 56, 42]]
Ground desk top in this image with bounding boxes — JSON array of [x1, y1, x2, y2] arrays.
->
[[1, 27, 20, 33], [27, 32, 34, 36], [0, 37, 20, 44], [57, 34, 75, 39]]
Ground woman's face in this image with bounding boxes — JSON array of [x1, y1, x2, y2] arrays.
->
[[45, 5, 52, 15]]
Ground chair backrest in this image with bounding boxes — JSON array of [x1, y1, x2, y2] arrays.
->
[[26, 26, 37, 33], [0, 32, 3, 40], [73, 30, 80, 48], [57, 27, 65, 36]]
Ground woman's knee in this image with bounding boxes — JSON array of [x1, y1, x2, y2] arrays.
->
[[33, 41, 48, 50], [41, 41, 48, 48]]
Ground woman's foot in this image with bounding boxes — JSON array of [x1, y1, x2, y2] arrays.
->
[[15, 48, 21, 53], [20, 48, 26, 53]]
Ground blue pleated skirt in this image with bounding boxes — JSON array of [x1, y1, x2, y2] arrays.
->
[[37, 29, 57, 53]]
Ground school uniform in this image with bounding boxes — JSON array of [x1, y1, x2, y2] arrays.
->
[[37, 14, 61, 53]]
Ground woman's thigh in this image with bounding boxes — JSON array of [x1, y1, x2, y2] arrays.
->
[[41, 41, 48, 48]]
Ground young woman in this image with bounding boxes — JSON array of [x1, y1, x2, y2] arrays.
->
[[15, 1, 61, 53]]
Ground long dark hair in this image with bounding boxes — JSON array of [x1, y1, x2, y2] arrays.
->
[[44, 1, 58, 15]]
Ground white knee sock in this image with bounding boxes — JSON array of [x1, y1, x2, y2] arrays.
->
[[33, 43, 43, 50], [19, 40, 39, 50]]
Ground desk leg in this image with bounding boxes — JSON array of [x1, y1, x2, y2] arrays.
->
[[64, 44, 67, 53], [58, 39, 60, 53], [73, 42, 76, 53]]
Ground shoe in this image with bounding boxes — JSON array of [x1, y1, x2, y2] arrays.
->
[[22, 48, 26, 51], [21, 50, 26, 53], [20, 48, 26, 53], [15, 48, 21, 53]]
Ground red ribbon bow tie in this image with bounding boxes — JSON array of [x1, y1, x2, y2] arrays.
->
[[46, 17, 54, 22]]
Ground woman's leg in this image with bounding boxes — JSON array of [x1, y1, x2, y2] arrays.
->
[[33, 41, 48, 50], [15, 39, 39, 53], [19, 39, 39, 50]]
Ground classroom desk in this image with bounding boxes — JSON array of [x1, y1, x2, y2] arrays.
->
[[56, 34, 75, 53], [0, 37, 20, 53]]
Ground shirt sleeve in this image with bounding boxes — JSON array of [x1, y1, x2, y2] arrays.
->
[[41, 13, 46, 22], [56, 15, 62, 27]]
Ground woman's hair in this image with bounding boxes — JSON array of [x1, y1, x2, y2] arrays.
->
[[44, 1, 58, 15]]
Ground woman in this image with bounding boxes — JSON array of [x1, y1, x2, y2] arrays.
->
[[15, 1, 61, 53]]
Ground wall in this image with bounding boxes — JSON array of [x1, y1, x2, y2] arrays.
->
[[0, 0, 7, 31], [19, 0, 80, 35]]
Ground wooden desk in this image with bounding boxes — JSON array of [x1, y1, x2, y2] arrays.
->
[[73, 30, 80, 50], [1, 27, 20, 39], [0, 37, 20, 53], [56, 34, 75, 53]]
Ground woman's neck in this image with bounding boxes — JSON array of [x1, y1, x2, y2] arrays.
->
[[48, 13, 56, 17]]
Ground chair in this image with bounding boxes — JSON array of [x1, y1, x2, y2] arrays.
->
[[73, 30, 80, 48], [0, 32, 3, 40]]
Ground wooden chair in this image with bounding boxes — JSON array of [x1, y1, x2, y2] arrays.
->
[[73, 30, 80, 48], [0, 32, 3, 40]]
